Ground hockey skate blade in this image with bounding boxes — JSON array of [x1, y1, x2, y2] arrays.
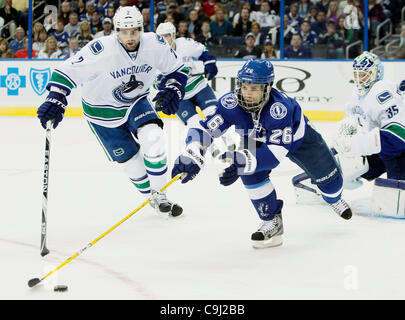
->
[[252, 235, 283, 249]]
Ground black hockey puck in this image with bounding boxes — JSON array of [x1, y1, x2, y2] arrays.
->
[[54, 285, 68, 292]]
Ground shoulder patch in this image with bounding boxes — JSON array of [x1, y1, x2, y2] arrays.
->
[[220, 93, 237, 110], [269, 102, 288, 120], [89, 41, 104, 55], [156, 34, 166, 45], [376, 91, 393, 104]]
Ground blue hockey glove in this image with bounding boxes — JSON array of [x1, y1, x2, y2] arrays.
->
[[219, 150, 257, 186], [204, 62, 218, 81], [171, 143, 205, 184], [399, 79, 405, 92], [152, 81, 184, 115], [37, 91, 67, 129]]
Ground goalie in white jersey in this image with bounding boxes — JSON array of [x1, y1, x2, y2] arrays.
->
[[333, 52, 405, 217], [37, 6, 189, 217]]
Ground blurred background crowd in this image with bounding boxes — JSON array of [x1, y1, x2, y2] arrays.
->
[[0, 0, 404, 59]]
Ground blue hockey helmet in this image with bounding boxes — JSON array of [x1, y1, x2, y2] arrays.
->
[[236, 59, 275, 112]]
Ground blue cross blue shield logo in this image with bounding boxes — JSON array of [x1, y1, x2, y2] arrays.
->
[[30, 68, 51, 96]]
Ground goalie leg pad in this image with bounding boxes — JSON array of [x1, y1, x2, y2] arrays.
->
[[371, 178, 405, 218]]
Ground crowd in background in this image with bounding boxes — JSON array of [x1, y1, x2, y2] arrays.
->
[[0, 0, 404, 59]]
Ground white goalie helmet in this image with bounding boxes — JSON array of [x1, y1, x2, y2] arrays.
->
[[352, 51, 384, 96], [156, 22, 176, 38], [113, 6, 143, 31]]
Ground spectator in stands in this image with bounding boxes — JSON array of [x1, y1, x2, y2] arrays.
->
[[287, 2, 304, 32], [251, 1, 280, 32], [10, 0, 28, 30], [308, 5, 319, 23], [8, 26, 25, 53], [234, 32, 262, 58], [156, 0, 169, 16], [202, 0, 217, 18], [80, 1, 96, 22], [395, 23, 405, 59], [283, 14, 295, 45], [180, 0, 194, 17], [232, 1, 252, 25], [177, 20, 190, 38], [318, 19, 345, 58], [317, 0, 331, 14], [75, 0, 87, 17], [142, 8, 151, 32], [76, 20, 93, 48], [1, 48, 14, 58], [0, 16, 4, 31], [58, 1, 73, 26], [0, 0, 19, 38], [226, 0, 243, 23], [299, 19, 318, 46], [90, 10, 103, 35], [284, 33, 312, 58], [37, 36, 62, 59], [326, 1, 340, 24], [298, 0, 311, 19], [311, 9, 327, 35], [33, 27, 48, 52], [32, 21, 44, 43], [210, 6, 233, 43], [50, 20, 70, 51], [94, 17, 114, 38], [0, 38, 9, 56], [233, 7, 252, 37], [250, 21, 265, 46], [187, 9, 204, 38], [64, 13, 81, 39], [260, 38, 278, 58], [368, 0, 385, 39], [106, 4, 116, 19], [97, 0, 109, 17], [14, 37, 37, 58], [195, 20, 215, 46], [60, 37, 80, 59], [157, 0, 186, 25], [43, 11, 56, 33], [164, 13, 176, 25]]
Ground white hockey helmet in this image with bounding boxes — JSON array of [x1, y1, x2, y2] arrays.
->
[[113, 6, 143, 31], [352, 51, 384, 96], [156, 22, 176, 38]]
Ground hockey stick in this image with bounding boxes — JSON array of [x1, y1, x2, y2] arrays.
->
[[40, 121, 52, 257], [28, 174, 182, 288]]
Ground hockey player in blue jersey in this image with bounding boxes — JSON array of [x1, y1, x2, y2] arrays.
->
[[171, 59, 352, 248]]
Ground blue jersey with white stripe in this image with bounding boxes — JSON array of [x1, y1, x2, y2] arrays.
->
[[187, 88, 308, 171]]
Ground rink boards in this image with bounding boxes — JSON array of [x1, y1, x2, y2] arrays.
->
[[1, 59, 404, 121]]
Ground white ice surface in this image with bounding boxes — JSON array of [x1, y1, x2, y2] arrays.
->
[[1, 117, 404, 300]]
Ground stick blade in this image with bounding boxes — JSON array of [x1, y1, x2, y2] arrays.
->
[[28, 278, 41, 288], [40, 248, 50, 257]]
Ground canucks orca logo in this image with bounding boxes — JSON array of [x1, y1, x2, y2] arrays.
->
[[30, 68, 50, 96], [113, 75, 144, 103]]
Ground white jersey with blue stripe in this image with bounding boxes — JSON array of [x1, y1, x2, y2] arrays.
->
[[345, 79, 405, 159], [188, 88, 307, 170]]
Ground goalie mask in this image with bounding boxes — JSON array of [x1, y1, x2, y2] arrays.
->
[[353, 51, 384, 97], [236, 59, 274, 113]]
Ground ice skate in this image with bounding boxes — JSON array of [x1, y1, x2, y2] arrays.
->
[[149, 190, 183, 217], [329, 198, 352, 220], [251, 213, 283, 248]]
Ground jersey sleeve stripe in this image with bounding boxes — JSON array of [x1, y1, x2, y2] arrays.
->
[[381, 123, 405, 142], [51, 69, 77, 88]]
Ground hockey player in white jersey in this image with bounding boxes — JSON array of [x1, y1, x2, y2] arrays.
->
[[155, 22, 237, 156], [331, 52, 405, 217], [36, 6, 189, 217]]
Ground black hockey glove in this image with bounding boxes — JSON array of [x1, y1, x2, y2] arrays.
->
[[37, 91, 67, 129], [153, 82, 184, 115]]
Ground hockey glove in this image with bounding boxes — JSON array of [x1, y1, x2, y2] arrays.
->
[[37, 91, 67, 129], [152, 81, 184, 115], [204, 62, 218, 81], [399, 79, 405, 92], [171, 143, 205, 184], [219, 150, 257, 186]]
